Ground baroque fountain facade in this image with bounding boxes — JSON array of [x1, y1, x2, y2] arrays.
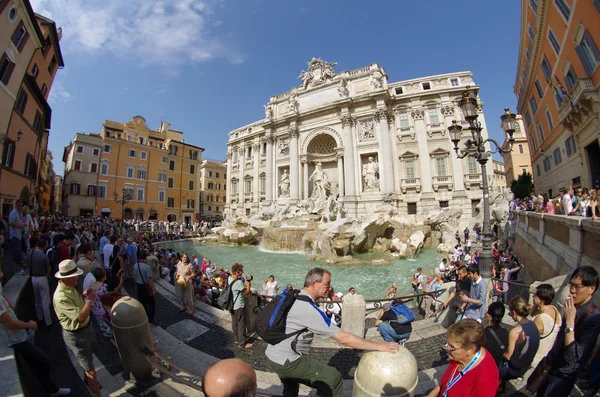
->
[[215, 59, 510, 261]]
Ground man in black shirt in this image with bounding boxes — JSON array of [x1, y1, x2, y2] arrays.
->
[[376, 302, 412, 343], [441, 265, 471, 327]]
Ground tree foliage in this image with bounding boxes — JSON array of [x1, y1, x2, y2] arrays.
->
[[511, 171, 534, 199]]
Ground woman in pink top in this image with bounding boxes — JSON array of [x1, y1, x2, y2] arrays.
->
[[543, 194, 555, 214]]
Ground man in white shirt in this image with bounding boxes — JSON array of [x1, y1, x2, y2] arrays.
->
[[102, 235, 116, 270], [438, 259, 448, 279], [563, 185, 574, 215]]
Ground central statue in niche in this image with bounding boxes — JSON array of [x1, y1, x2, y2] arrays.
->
[[309, 162, 330, 200]]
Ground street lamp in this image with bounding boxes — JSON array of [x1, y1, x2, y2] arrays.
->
[[115, 188, 131, 233], [447, 87, 516, 279]]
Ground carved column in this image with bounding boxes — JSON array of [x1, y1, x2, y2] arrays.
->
[[301, 156, 309, 200], [253, 142, 260, 204], [374, 109, 394, 194], [336, 150, 345, 197], [387, 112, 400, 193], [225, 150, 232, 204], [289, 127, 300, 201], [238, 146, 245, 202], [341, 115, 356, 198], [412, 107, 433, 193], [265, 133, 274, 204], [441, 104, 465, 191]]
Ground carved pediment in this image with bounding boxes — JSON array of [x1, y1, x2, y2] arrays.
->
[[429, 147, 450, 158], [399, 150, 419, 159]]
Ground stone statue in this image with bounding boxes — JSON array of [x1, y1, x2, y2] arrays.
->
[[359, 121, 375, 141], [370, 68, 383, 90], [299, 70, 312, 90], [287, 90, 299, 113], [278, 139, 289, 155], [337, 76, 349, 97], [298, 58, 337, 89], [309, 162, 329, 200], [279, 169, 290, 197], [363, 156, 380, 191], [264, 104, 273, 120]]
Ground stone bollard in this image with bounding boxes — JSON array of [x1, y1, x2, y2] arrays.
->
[[111, 296, 154, 381], [341, 294, 366, 337], [352, 349, 418, 397]]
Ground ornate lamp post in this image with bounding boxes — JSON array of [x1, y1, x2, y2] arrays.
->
[[115, 188, 131, 233], [447, 87, 516, 279]]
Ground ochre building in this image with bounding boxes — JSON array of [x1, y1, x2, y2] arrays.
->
[[514, 0, 600, 195], [62, 116, 204, 224], [0, 0, 63, 216]]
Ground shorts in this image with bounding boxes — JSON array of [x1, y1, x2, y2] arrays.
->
[[62, 325, 96, 372]]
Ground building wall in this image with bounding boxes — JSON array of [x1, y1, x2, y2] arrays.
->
[[0, 4, 62, 217], [502, 115, 532, 188], [200, 159, 227, 220], [66, 116, 205, 222], [0, 0, 43, 137], [225, 63, 496, 224], [63, 133, 102, 216], [53, 174, 62, 213], [514, 0, 600, 195]]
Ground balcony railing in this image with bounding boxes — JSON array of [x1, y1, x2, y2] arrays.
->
[[400, 178, 421, 193], [432, 175, 453, 192], [464, 173, 482, 190], [558, 78, 594, 122]]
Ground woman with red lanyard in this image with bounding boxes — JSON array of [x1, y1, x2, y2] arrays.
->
[[426, 319, 499, 397]]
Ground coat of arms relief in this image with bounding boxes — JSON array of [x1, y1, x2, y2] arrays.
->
[[298, 58, 337, 89]]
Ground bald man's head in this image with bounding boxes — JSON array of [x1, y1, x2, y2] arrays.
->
[[202, 358, 257, 397]]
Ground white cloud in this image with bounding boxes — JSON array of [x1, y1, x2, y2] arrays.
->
[[48, 80, 72, 104], [29, 0, 242, 67]]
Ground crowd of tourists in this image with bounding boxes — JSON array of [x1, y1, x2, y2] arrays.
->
[[512, 185, 600, 219]]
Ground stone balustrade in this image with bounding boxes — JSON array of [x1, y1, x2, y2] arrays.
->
[[513, 210, 600, 282]]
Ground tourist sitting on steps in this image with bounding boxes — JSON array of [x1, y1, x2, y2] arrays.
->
[[498, 296, 540, 392], [376, 302, 413, 343]]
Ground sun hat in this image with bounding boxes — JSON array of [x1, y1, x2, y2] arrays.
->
[[55, 259, 84, 279], [382, 302, 392, 310]]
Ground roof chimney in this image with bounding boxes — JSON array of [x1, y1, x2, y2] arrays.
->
[[57, 27, 63, 41], [160, 121, 170, 134]]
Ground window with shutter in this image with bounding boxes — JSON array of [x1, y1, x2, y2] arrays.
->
[[405, 160, 415, 179], [11, 22, 29, 52], [16, 91, 27, 114], [0, 53, 15, 85], [576, 30, 600, 75], [436, 157, 447, 176]]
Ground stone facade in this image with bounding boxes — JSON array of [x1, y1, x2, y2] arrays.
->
[[225, 59, 495, 221]]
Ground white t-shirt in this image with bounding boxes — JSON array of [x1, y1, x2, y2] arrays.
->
[[439, 261, 447, 272], [415, 273, 424, 290], [263, 280, 279, 296], [562, 193, 573, 214], [102, 243, 114, 269]]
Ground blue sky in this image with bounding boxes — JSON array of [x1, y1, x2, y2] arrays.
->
[[32, 0, 521, 175]]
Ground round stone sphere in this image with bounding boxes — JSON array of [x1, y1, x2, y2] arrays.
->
[[352, 348, 418, 397], [111, 296, 148, 328]]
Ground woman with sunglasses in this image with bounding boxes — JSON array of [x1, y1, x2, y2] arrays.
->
[[426, 319, 499, 397]]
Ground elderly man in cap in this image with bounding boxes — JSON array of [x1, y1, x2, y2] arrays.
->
[[375, 302, 412, 343], [53, 259, 101, 397]]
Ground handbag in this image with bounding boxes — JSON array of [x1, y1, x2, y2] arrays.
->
[[526, 356, 552, 394], [176, 274, 187, 288]]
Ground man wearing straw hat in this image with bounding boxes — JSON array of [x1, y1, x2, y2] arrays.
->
[[53, 259, 101, 397]]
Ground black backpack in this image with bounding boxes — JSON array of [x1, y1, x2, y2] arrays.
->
[[256, 289, 312, 345], [217, 278, 243, 310]]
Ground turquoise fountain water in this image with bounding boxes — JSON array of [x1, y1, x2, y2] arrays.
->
[[161, 241, 445, 299]]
